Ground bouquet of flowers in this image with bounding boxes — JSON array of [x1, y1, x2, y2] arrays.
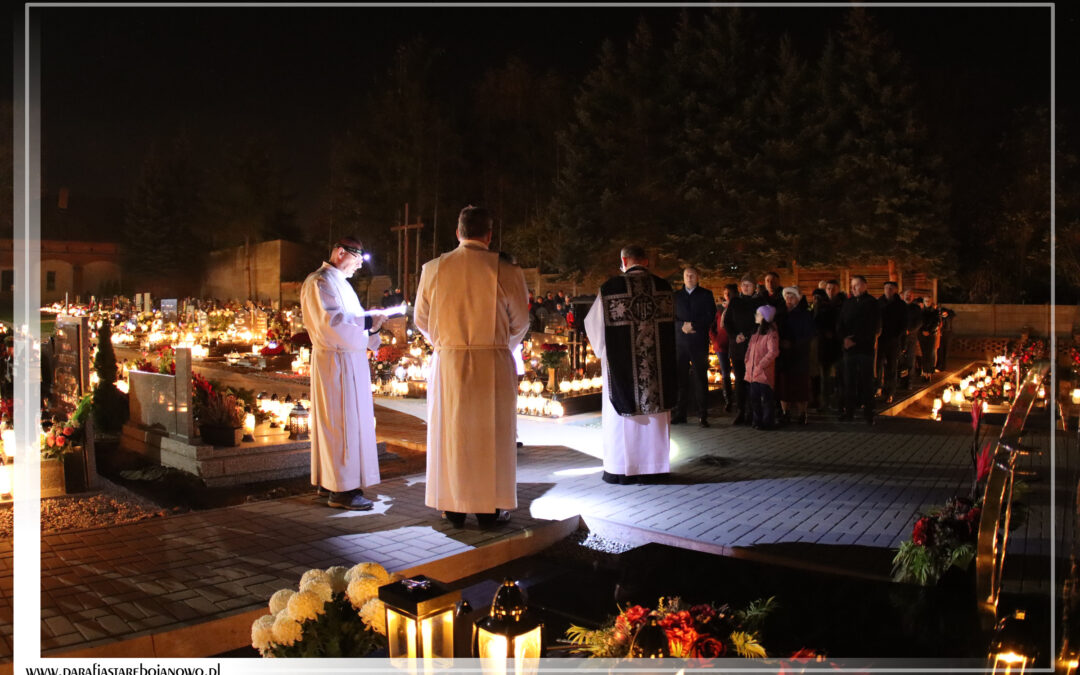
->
[[42, 393, 92, 459], [564, 596, 775, 659], [191, 372, 244, 428], [251, 561, 395, 658], [539, 343, 568, 371], [892, 496, 981, 586]]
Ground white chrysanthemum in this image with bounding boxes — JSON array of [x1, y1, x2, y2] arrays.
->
[[269, 589, 295, 616], [359, 598, 387, 636], [301, 579, 333, 605], [299, 568, 332, 589], [287, 589, 327, 622], [272, 612, 303, 647], [346, 562, 390, 585], [346, 573, 381, 609], [325, 565, 349, 594], [251, 614, 276, 652]]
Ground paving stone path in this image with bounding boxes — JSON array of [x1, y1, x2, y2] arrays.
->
[[0, 391, 1067, 661]]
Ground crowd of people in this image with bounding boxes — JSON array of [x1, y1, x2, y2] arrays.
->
[[699, 271, 954, 430]]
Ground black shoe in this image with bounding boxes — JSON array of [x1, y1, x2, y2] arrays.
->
[[839, 413, 854, 422], [443, 511, 467, 528], [315, 486, 331, 497], [732, 414, 746, 426], [516, 441, 524, 448], [634, 473, 668, 485], [699, 418, 710, 428], [798, 413, 807, 425], [477, 509, 511, 528], [328, 490, 374, 511], [671, 415, 687, 425], [865, 416, 876, 427], [601, 471, 624, 485]]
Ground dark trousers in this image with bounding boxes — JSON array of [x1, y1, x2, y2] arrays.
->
[[749, 382, 776, 427], [876, 338, 901, 398], [843, 351, 876, 419], [819, 359, 839, 410], [675, 340, 710, 420], [937, 334, 950, 371], [717, 352, 732, 404], [730, 341, 749, 417], [918, 333, 937, 375], [901, 334, 920, 383]]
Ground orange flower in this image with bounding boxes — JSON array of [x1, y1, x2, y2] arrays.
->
[[55, 436, 66, 447], [63, 427, 74, 436], [46, 435, 55, 448]]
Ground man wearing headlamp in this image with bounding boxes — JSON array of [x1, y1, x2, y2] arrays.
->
[[301, 236, 386, 510]]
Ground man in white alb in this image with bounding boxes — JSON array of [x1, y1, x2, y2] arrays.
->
[[301, 236, 385, 510], [584, 245, 676, 485], [414, 206, 530, 528]]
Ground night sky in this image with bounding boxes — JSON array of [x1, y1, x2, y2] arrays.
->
[[22, 3, 1064, 233]]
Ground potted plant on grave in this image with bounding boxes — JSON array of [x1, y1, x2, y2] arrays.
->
[[192, 371, 245, 447], [41, 393, 93, 496]]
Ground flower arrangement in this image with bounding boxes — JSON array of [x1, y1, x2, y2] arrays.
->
[[251, 561, 395, 658], [42, 393, 93, 460], [375, 345, 405, 363], [564, 596, 775, 659], [892, 496, 981, 586], [1010, 336, 1046, 370], [539, 343, 568, 372], [191, 372, 244, 428], [260, 342, 285, 356]]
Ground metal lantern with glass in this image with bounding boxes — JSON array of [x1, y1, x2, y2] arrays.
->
[[287, 401, 309, 440], [378, 576, 459, 661], [473, 578, 544, 670]]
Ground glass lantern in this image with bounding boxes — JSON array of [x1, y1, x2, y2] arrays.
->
[[988, 610, 1035, 674], [288, 402, 309, 440], [379, 576, 459, 661], [474, 578, 544, 673], [243, 412, 256, 442]]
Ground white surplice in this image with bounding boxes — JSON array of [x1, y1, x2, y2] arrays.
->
[[584, 297, 671, 476], [414, 240, 530, 513], [301, 262, 382, 493]]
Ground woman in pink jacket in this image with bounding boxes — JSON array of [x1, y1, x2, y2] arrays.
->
[[745, 304, 780, 429]]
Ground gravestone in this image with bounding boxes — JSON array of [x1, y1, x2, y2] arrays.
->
[[143, 293, 152, 314], [385, 316, 408, 347], [52, 315, 97, 490], [252, 309, 268, 336], [161, 299, 178, 322]]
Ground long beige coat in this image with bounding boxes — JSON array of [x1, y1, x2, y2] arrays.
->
[[414, 241, 530, 513], [301, 262, 382, 493]]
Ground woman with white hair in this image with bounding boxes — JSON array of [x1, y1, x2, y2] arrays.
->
[[778, 286, 814, 425]]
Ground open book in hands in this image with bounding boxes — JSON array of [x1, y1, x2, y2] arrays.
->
[[362, 302, 408, 318]]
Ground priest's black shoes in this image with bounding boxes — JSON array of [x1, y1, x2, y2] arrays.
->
[[477, 509, 512, 528], [443, 511, 467, 528], [328, 489, 374, 511]]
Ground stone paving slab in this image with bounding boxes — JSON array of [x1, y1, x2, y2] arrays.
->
[[0, 384, 1066, 661]]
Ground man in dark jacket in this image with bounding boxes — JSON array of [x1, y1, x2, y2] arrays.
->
[[838, 275, 881, 424], [876, 281, 907, 402], [758, 271, 787, 326], [673, 267, 717, 427], [814, 279, 845, 412], [724, 274, 761, 425], [899, 289, 923, 389]]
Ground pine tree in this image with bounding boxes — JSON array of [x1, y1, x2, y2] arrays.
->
[[92, 322, 127, 433], [830, 8, 951, 273], [123, 136, 206, 295]]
